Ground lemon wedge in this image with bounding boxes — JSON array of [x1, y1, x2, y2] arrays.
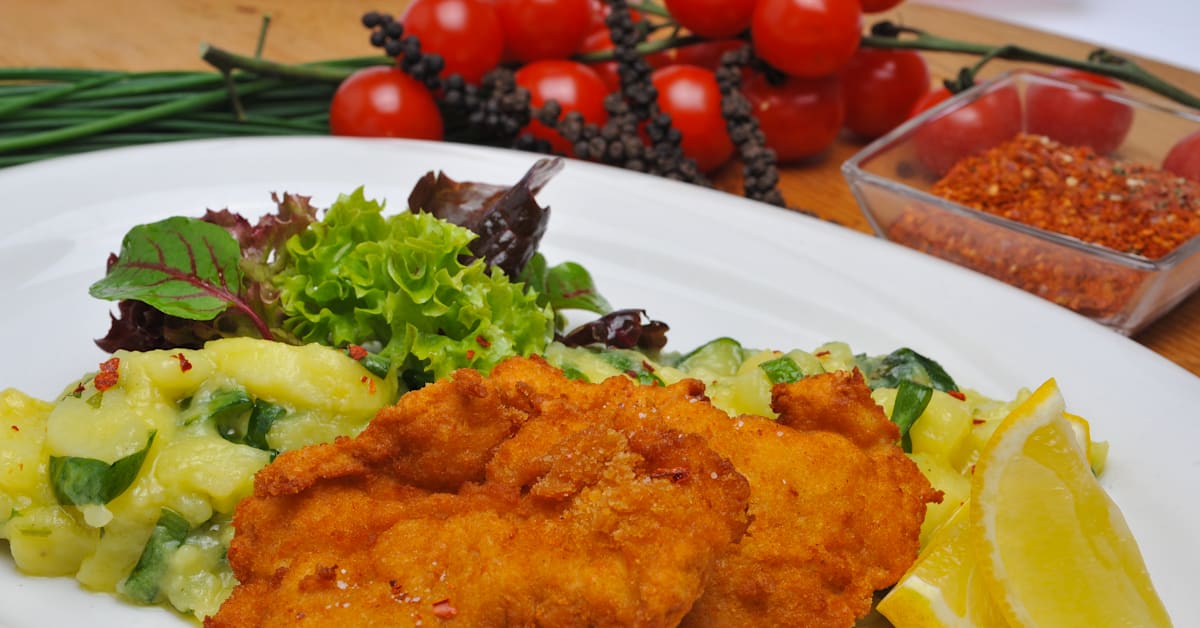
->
[[879, 379, 1170, 627], [970, 379, 1171, 627], [876, 503, 1008, 627]]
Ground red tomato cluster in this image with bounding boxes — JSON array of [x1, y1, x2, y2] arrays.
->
[[327, 0, 1190, 181], [327, 0, 949, 173]]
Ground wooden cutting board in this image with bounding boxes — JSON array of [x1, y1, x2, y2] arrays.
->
[[2, 0, 1200, 376]]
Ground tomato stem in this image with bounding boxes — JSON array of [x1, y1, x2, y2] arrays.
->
[[861, 23, 1200, 110], [626, 1, 674, 20], [573, 33, 707, 63], [199, 44, 383, 84], [254, 15, 271, 59]]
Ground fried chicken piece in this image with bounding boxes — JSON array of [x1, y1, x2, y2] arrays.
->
[[674, 368, 941, 627], [501, 363, 941, 627], [207, 358, 751, 628], [771, 368, 903, 449], [250, 361, 542, 496]]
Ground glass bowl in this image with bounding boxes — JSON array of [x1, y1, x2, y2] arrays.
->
[[842, 69, 1200, 335]]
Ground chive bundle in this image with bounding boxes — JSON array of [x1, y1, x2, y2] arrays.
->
[[0, 53, 386, 168]]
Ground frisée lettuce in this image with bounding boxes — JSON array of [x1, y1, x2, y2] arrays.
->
[[272, 188, 553, 384]]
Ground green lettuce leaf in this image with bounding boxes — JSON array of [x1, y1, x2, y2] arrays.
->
[[272, 188, 554, 383]]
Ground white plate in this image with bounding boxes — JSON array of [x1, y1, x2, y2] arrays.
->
[[0, 137, 1196, 626]]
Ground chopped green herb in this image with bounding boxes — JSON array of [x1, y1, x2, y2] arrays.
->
[[760, 356, 804, 385], [183, 387, 252, 429], [891, 381, 934, 453], [119, 508, 191, 604], [599, 351, 664, 386], [244, 400, 285, 452], [359, 353, 391, 379], [560, 364, 589, 382], [49, 432, 156, 506], [857, 348, 958, 392]]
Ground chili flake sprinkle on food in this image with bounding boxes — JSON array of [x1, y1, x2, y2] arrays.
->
[[93, 357, 121, 391], [175, 352, 193, 372], [932, 134, 1200, 259]]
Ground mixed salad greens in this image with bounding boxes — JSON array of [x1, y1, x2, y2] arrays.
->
[[88, 156, 955, 445], [89, 158, 663, 389]]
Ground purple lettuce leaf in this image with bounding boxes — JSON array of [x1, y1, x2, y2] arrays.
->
[[558, 309, 670, 351], [410, 157, 563, 277]]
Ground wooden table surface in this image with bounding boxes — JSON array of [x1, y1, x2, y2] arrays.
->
[[4, 0, 1200, 378]]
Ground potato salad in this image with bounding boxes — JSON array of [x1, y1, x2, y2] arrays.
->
[[0, 338, 396, 619]]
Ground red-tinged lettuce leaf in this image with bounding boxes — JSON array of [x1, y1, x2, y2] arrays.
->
[[202, 192, 319, 269], [203, 192, 321, 319], [410, 157, 563, 277], [90, 217, 247, 320], [94, 194, 320, 353], [519, 253, 612, 316], [91, 216, 276, 354], [558, 309, 670, 351], [95, 299, 224, 353]]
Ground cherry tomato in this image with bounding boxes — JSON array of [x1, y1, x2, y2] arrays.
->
[[1026, 68, 1134, 155], [651, 65, 734, 172], [1164, 130, 1200, 182], [329, 66, 444, 140], [516, 60, 610, 155], [751, 0, 862, 78], [664, 0, 756, 39], [841, 48, 930, 139], [579, 29, 621, 92], [743, 71, 844, 162], [401, 0, 504, 84], [910, 84, 1022, 175], [860, 0, 905, 12], [495, 0, 592, 62]]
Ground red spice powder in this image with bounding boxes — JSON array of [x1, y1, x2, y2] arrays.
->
[[932, 134, 1200, 259], [889, 134, 1200, 320]]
